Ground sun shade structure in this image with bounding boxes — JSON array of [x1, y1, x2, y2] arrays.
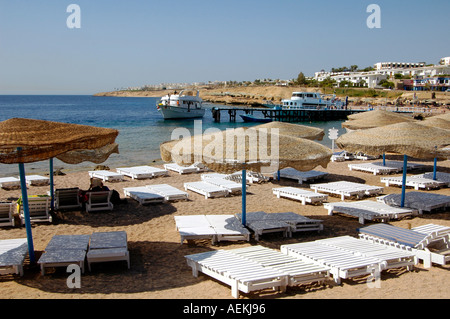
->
[[337, 121, 450, 207], [0, 118, 119, 263], [0, 118, 119, 164], [420, 117, 449, 130], [161, 125, 332, 226], [253, 121, 325, 141], [342, 110, 415, 131]]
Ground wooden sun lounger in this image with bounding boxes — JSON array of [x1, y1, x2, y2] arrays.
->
[[0, 202, 15, 227], [85, 191, 114, 212], [185, 250, 288, 298], [324, 200, 416, 224], [273, 187, 328, 205], [88, 170, 124, 182], [0, 177, 21, 189], [310, 181, 384, 200], [348, 161, 423, 175], [359, 223, 450, 268], [281, 240, 387, 284], [146, 184, 189, 201], [163, 162, 206, 174], [380, 192, 450, 214], [415, 172, 450, 187], [174, 215, 250, 244], [21, 175, 50, 186], [0, 238, 28, 276], [235, 211, 291, 241], [123, 187, 164, 205], [38, 234, 90, 275], [184, 181, 229, 199], [315, 236, 416, 271], [86, 231, 130, 271], [54, 187, 82, 210], [226, 246, 330, 287], [381, 175, 445, 190], [18, 196, 52, 225], [200, 176, 244, 194], [116, 166, 168, 180], [276, 168, 328, 184]]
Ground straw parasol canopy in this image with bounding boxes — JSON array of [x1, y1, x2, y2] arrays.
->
[[430, 113, 450, 121], [343, 110, 414, 131], [0, 118, 119, 164], [56, 143, 119, 164], [420, 117, 450, 130], [160, 126, 332, 174], [252, 121, 325, 141], [336, 121, 450, 159]]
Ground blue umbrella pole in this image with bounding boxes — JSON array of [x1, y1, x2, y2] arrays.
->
[[400, 155, 408, 208], [382, 153, 386, 166], [433, 157, 437, 181], [49, 158, 54, 211], [18, 162, 36, 263], [242, 169, 246, 226]]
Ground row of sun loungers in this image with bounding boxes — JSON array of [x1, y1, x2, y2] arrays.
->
[[381, 172, 450, 191], [0, 175, 50, 189], [38, 231, 129, 275], [185, 231, 422, 298]]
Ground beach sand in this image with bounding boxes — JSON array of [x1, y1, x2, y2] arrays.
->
[[0, 157, 449, 300]]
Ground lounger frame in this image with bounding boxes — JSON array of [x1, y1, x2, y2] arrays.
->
[[273, 187, 328, 205]]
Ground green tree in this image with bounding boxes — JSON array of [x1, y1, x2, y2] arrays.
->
[[296, 72, 307, 85]]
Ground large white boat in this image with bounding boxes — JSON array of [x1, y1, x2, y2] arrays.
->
[[266, 92, 345, 110], [157, 90, 205, 119]]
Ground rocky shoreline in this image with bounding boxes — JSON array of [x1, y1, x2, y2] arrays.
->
[[94, 86, 450, 109]]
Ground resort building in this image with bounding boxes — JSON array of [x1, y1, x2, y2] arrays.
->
[[314, 56, 450, 90]]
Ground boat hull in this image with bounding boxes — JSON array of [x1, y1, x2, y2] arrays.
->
[[240, 114, 272, 123], [158, 106, 205, 119]]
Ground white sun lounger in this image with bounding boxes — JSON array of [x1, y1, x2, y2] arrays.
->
[[380, 192, 450, 214], [381, 175, 445, 190], [18, 196, 53, 225], [88, 170, 124, 182], [359, 223, 450, 268], [276, 168, 328, 184], [185, 249, 288, 298], [86, 231, 130, 271], [235, 211, 291, 241], [184, 181, 229, 199], [273, 187, 328, 205], [226, 246, 330, 287], [281, 240, 386, 284], [116, 166, 168, 180], [20, 175, 50, 186], [146, 184, 189, 201], [123, 187, 164, 205], [310, 181, 384, 200], [324, 200, 416, 224], [201, 175, 244, 194], [315, 236, 416, 271], [163, 162, 206, 174], [348, 161, 423, 175], [414, 172, 450, 187], [174, 215, 250, 244], [0, 202, 15, 227], [38, 234, 91, 275], [0, 177, 21, 189], [0, 238, 28, 276], [354, 152, 379, 161]]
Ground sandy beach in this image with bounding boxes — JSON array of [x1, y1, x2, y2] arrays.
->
[[0, 157, 449, 300]]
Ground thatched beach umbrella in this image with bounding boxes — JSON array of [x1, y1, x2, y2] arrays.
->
[[160, 126, 331, 225], [337, 121, 450, 207], [347, 109, 412, 121], [253, 121, 325, 141], [0, 118, 119, 262], [420, 117, 450, 130], [342, 110, 414, 131]]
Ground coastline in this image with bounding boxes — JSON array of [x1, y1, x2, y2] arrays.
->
[[94, 86, 450, 109]]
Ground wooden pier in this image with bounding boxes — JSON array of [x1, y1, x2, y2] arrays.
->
[[211, 107, 365, 123]]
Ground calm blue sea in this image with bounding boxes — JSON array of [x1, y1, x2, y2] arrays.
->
[[0, 95, 345, 177]]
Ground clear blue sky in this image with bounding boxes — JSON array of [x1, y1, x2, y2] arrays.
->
[[1, 0, 449, 94]]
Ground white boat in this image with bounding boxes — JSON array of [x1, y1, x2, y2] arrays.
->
[[157, 90, 205, 119], [269, 92, 345, 110]]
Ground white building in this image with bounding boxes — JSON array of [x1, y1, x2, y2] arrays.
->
[[374, 61, 425, 71], [440, 57, 450, 65]]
